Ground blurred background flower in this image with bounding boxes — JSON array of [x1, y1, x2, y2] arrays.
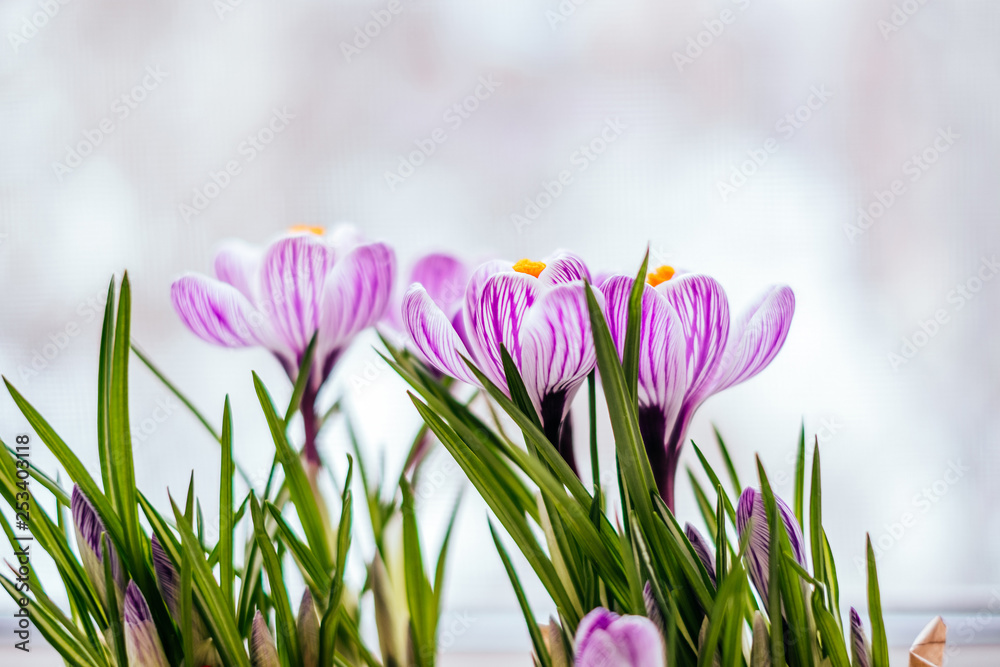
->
[[1, 0, 998, 659]]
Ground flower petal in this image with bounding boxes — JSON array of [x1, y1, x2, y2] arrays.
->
[[685, 523, 717, 585], [470, 272, 539, 390], [410, 253, 468, 315], [736, 487, 806, 605], [600, 276, 687, 418], [214, 239, 262, 301], [574, 608, 618, 659], [656, 274, 730, 405], [258, 235, 337, 358], [171, 274, 267, 348], [575, 608, 664, 667], [850, 608, 871, 667], [712, 285, 795, 393], [538, 251, 592, 286], [250, 610, 280, 667], [612, 616, 665, 667], [71, 485, 123, 604], [124, 581, 170, 667], [402, 284, 479, 386], [319, 242, 396, 359], [520, 283, 598, 416]]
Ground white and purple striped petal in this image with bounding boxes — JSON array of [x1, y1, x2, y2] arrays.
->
[[575, 607, 665, 667], [519, 283, 598, 417], [124, 581, 170, 667], [318, 242, 395, 362], [655, 274, 730, 406], [684, 523, 717, 586], [71, 485, 124, 607], [410, 252, 468, 316], [171, 275, 267, 349], [258, 235, 337, 358], [402, 284, 479, 386], [250, 610, 280, 667], [214, 239, 262, 302], [850, 608, 871, 667], [711, 285, 795, 394], [538, 252, 592, 286], [736, 487, 806, 605], [470, 272, 539, 392]]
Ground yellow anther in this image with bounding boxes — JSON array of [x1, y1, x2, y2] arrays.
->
[[512, 259, 547, 278], [647, 265, 675, 287], [289, 225, 326, 236]]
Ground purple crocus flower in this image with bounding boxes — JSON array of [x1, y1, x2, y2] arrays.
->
[[171, 225, 395, 465], [124, 581, 170, 667], [850, 607, 871, 667], [71, 485, 124, 609], [403, 252, 600, 471], [736, 487, 806, 606], [684, 523, 717, 586], [600, 267, 794, 507], [250, 610, 280, 667], [151, 536, 220, 666], [574, 607, 665, 667]]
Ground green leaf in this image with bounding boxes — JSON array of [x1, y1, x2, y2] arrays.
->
[[251, 494, 301, 667], [0, 577, 100, 667], [265, 501, 331, 596], [866, 536, 889, 667], [253, 371, 333, 570], [284, 332, 318, 425], [401, 480, 434, 666], [587, 372, 600, 492], [433, 492, 463, 618], [692, 444, 738, 527], [181, 538, 195, 667], [97, 276, 116, 505], [793, 422, 806, 530], [812, 590, 850, 667], [810, 440, 825, 593], [622, 249, 650, 402], [101, 535, 127, 667], [220, 396, 235, 613], [490, 522, 552, 667], [712, 425, 742, 498]]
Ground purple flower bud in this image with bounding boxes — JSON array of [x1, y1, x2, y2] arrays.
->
[[736, 487, 806, 604], [124, 581, 169, 667], [251, 610, 280, 667], [684, 523, 717, 585], [850, 607, 871, 667], [298, 589, 319, 667], [574, 607, 664, 667], [71, 485, 124, 607]]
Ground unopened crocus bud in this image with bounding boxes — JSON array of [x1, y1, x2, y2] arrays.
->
[[250, 610, 280, 667], [850, 607, 871, 667], [736, 487, 806, 603], [684, 522, 717, 585], [124, 581, 169, 667], [574, 607, 665, 667], [71, 485, 124, 608], [298, 589, 319, 667], [150, 536, 219, 666]]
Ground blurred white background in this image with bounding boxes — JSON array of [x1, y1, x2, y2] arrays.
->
[[2, 0, 1000, 660]]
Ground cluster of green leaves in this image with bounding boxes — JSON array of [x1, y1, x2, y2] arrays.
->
[[0, 274, 456, 667], [385, 252, 889, 667]]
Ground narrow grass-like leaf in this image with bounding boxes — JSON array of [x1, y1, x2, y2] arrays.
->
[[284, 332, 318, 425], [220, 395, 234, 612], [866, 536, 889, 667], [810, 440, 825, 591], [181, 537, 194, 667], [490, 522, 552, 667], [712, 426, 742, 497], [622, 249, 650, 401], [401, 480, 433, 666], [0, 577, 98, 667], [251, 495, 301, 667], [812, 590, 850, 667], [253, 371, 333, 570], [101, 535, 127, 667], [794, 421, 806, 529], [97, 277, 116, 505]]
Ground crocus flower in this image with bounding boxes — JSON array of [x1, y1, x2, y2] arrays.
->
[[298, 589, 319, 667], [250, 610, 280, 667], [850, 607, 871, 667], [574, 607, 665, 667], [124, 581, 170, 667], [171, 225, 395, 465], [403, 252, 600, 472], [384, 252, 468, 346], [601, 267, 794, 507], [736, 487, 806, 605], [684, 522, 716, 585], [151, 536, 220, 666], [71, 485, 124, 609]]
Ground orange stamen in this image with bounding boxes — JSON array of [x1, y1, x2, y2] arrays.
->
[[512, 259, 547, 278], [289, 225, 326, 236], [647, 265, 675, 287]]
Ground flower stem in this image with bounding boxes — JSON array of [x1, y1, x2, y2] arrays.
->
[[301, 381, 321, 469]]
